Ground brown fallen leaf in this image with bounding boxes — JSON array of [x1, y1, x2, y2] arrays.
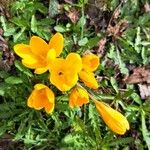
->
[[97, 37, 107, 57], [0, 0, 11, 17], [107, 20, 128, 40], [66, 8, 79, 23], [106, 1, 128, 40], [95, 0, 107, 10], [64, 0, 74, 4], [124, 67, 150, 84], [144, 2, 150, 12], [138, 84, 150, 99], [86, 1, 111, 32], [0, 29, 15, 70]]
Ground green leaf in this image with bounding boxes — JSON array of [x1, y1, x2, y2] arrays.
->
[[10, 17, 29, 28], [54, 25, 67, 33], [0, 89, 5, 96], [3, 27, 16, 37], [141, 46, 148, 65], [116, 48, 129, 75], [0, 16, 7, 31], [110, 77, 119, 93], [110, 137, 134, 146], [34, 2, 48, 14], [78, 37, 88, 46], [13, 27, 26, 42], [31, 15, 38, 33], [49, 0, 60, 18], [143, 99, 150, 113], [0, 71, 9, 79], [108, 44, 129, 75], [141, 110, 150, 149], [135, 27, 141, 53], [131, 92, 142, 105], [15, 60, 33, 77], [5, 76, 23, 84], [84, 36, 100, 49], [77, 16, 86, 29], [138, 12, 150, 25]]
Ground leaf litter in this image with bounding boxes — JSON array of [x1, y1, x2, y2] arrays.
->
[[125, 67, 150, 99]]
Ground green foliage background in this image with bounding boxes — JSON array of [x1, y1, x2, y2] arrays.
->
[[0, 0, 150, 149]]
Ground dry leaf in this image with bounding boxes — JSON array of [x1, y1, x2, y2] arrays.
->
[[0, 30, 15, 70], [67, 8, 79, 23], [107, 20, 128, 39], [106, 1, 127, 39], [0, 0, 11, 17], [138, 84, 150, 99], [144, 2, 150, 12], [124, 67, 150, 84], [64, 0, 74, 4], [97, 37, 107, 56]]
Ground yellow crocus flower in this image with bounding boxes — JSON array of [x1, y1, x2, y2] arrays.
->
[[49, 53, 82, 91], [82, 54, 99, 72], [27, 84, 55, 114], [69, 87, 89, 108], [14, 33, 64, 74], [79, 70, 99, 89], [94, 100, 129, 135], [79, 54, 99, 89]]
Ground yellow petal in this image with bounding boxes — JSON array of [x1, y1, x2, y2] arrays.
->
[[66, 53, 82, 73], [30, 36, 49, 57], [22, 54, 47, 73], [94, 100, 130, 135], [50, 70, 78, 91], [27, 92, 34, 108], [27, 90, 45, 110], [69, 87, 89, 108], [49, 58, 65, 72], [82, 54, 99, 71], [22, 57, 40, 69], [46, 49, 56, 70], [49, 57, 79, 91], [14, 44, 32, 58], [79, 70, 99, 89], [34, 67, 48, 74], [49, 33, 64, 57], [27, 84, 55, 113], [44, 88, 55, 113], [34, 84, 47, 90]]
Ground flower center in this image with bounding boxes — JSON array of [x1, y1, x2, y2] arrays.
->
[[58, 71, 63, 76]]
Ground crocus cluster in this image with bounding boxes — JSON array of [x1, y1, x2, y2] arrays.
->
[[14, 33, 129, 135]]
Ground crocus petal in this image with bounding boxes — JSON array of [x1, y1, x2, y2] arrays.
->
[[66, 53, 82, 73], [27, 84, 55, 113], [94, 100, 130, 135], [14, 44, 32, 58], [69, 87, 89, 108], [44, 88, 55, 113], [30, 36, 49, 57], [46, 49, 56, 70], [79, 70, 99, 89], [27, 92, 34, 108], [27, 90, 45, 110], [49, 33, 64, 57], [34, 84, 47, 90], [22, 57, 40, 69], [50, 70, 78, 91], [49, 56, 80, 91], [82, 54, 99, 71], [49, 58, 65, 72], [34, 67, 48, 74], [14, 34, 64, 73]]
